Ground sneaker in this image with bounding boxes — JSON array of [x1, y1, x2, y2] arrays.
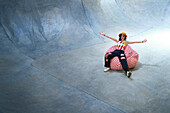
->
[[104, 68, 110, 72], [126, 71, 132, 78]]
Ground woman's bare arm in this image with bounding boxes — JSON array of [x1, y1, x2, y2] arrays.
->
[[99, 32, 118, 42], [125, 39, 147, 45]]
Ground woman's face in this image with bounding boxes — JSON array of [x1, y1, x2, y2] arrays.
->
[[121, 34, 125, 41]]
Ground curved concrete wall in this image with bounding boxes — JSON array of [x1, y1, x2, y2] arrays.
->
[[116, 0, 170, 26], [0, 0, 170, 58]]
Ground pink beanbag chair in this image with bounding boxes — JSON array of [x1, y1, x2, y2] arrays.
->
[[106, 45, 139, 70]]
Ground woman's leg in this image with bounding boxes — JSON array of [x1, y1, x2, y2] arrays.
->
[[104, 53, 111, 67], [104, 51, 118, 67], [118, 53, 132, 77], [118, 53, 129, 72]]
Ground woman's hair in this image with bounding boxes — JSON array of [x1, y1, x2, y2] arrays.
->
[[119, 34, 127, 41]]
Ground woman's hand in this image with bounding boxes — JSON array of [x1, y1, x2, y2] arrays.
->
[[142, 39, 147, 43], [99, 32, 105, 36]]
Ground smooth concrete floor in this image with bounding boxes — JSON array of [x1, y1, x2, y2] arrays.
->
[[32, 26, 170, 113], [1, 25, 170, 113]]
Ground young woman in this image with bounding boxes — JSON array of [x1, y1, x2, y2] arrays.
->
[[100, 32, 147, 78]]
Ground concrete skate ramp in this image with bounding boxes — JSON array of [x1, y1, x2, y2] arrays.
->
[[0, 0, 102, 59], [1, 0, 170, 58], [1, 0, 170, 113], [116, 0, 170, 26]]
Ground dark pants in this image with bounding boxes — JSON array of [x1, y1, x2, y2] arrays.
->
[[105, 49, 129, 72]]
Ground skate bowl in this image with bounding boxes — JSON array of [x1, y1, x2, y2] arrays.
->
[[0, 0, 170, 113]]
